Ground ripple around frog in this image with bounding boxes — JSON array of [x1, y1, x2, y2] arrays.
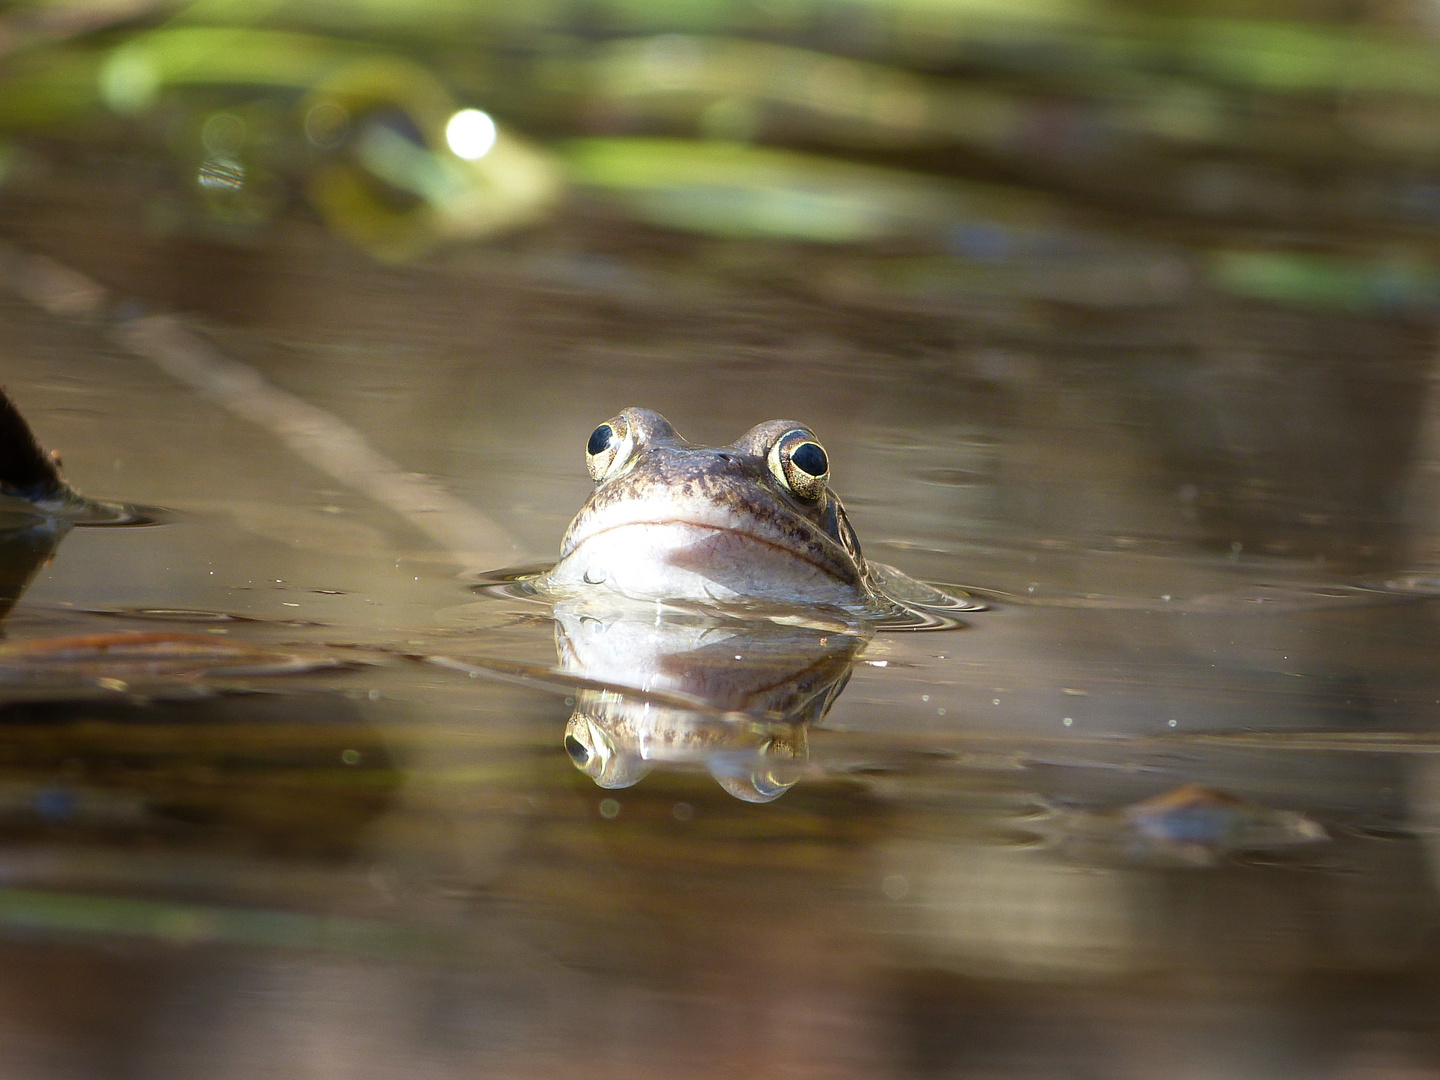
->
[[459, 559, 984, 799], [64, 501, 169, 528], [467, 560, 988, 631], [0, 493, 168, 529]]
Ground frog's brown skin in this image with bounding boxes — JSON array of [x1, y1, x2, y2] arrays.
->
[[546, 408, 869, 607]]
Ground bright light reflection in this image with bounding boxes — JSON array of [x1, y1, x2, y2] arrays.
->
[[445, 109, 497, 160]]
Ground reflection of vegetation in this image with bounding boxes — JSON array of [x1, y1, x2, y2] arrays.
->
[[1211, 250, 1440, 312], [0, 885, 463, 961], [0, 695, 400, 859]]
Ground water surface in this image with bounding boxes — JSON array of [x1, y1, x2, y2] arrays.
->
[[0, 161, 1438, 1078]]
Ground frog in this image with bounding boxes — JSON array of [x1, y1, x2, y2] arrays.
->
[[541, 407, 983, 627], [544, 407, 871, 609]]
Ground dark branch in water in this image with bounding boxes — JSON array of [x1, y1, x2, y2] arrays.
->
[[0, 387, 65, 501]]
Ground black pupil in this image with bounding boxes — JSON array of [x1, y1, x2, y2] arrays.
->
[[587, 424, 614, 457], [791, 441, 827, 478], [564, 735, 589, 765]]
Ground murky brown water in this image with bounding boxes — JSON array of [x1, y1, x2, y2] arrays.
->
[[2, 142, 1440, 1079]]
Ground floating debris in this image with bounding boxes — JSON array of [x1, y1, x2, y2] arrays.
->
[[0, 632, 360, 697], [1057, 784, 1328, 867]]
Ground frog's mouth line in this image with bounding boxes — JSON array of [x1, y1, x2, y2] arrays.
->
[[566, 518, 852, 582]]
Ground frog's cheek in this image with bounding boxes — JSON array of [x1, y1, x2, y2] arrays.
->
[[552, 522, 862, 605]]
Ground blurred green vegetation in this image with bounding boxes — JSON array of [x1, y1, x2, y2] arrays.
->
[[0, 0, 1438, 305]]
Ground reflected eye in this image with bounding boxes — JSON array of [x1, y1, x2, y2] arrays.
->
[[564, 734, 590, 765], [585, 413, 632, 481], [767, 429, 830, 501]]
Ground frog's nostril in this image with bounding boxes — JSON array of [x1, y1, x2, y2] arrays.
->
[[715, 452, 734, 463]]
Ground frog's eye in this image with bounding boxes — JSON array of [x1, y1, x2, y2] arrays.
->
[[767, 429, 830, 501], [585, 414, 632, 482]]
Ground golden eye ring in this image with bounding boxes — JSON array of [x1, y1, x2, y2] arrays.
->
[[767, 430, 829, 500], [585, 413, 632, 481]]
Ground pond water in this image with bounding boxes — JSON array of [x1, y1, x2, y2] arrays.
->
[[0, 158, 1439, 1078]]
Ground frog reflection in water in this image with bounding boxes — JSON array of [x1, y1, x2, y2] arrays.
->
[[545, 408, 912, 801], [556, 602, 865, 802]]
